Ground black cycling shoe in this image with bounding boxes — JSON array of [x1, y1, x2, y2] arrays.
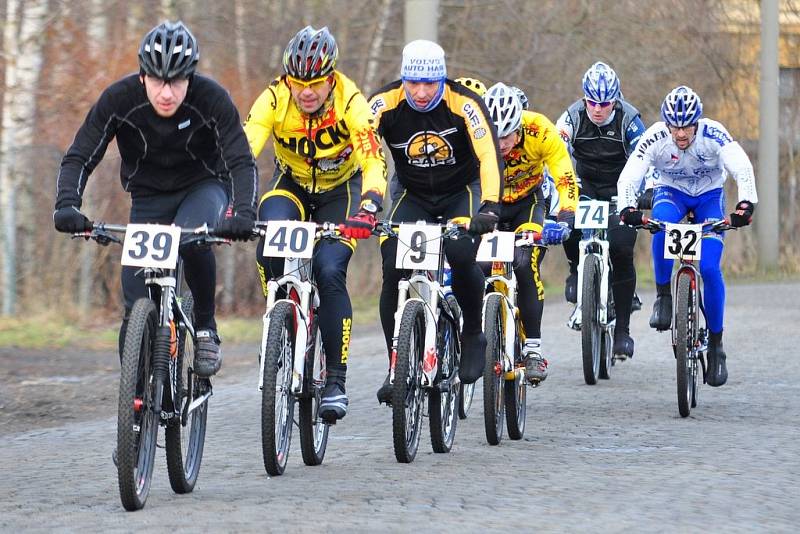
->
[[194, 329, 222, 377], [613, 329, 634, 360], [565, 272, 578, 304], [459, 330, 487, 384], [632, 291, 643, 312], [376, 372, 392, 405], [649, 284, 672, 331], [706, 331, 728, 387], [319, 381, 348, 422]]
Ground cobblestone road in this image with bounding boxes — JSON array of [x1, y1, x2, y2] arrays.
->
[[1, 282, 798, 532]]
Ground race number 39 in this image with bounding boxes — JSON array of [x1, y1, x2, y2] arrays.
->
[[664, 223, 703, 260], [121, 224, 181, 268], [575, 200, 610, 229], [476, 231, 514, 262], [396, 223, 442, 270], [262, 221, 316, 259]]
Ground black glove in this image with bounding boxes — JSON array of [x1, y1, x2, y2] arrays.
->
[[469, 201, 500, 235], [637, 188, 654, 210], [729, 200, 755, 228], [619, 207, 645, 227], [216, 213, 255, 241], [556, 209, 575, 229], [53, 206, 92, 233]]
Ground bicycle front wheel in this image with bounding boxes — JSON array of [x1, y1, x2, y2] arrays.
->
[[117, 298, 159, 511], [392, 300, 426, 463], [483, 293, 505, 445], [674, 273, 696, 418], [429, 294, 460, 453], [581, 255, 602, 385], [165, 293, 208, 494], [261, 301, 296, 476], [299, 311, 329, 466]]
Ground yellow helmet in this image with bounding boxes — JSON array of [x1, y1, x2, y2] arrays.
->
[[455, 77, 487, 97]]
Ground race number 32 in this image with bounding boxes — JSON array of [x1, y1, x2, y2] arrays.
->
[[664, 223, 703, 260], [575, 200, 609, 229], [262, 221, 316, 259], [121, 224, 181, 268], [396, 223, 442, 270]]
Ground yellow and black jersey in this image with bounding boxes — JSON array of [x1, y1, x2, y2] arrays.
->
[[368, 79, 502, 203], [503, 111, 578, 210], [244, 71, 386, 204]]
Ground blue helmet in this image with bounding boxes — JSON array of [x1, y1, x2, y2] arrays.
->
[[582, 62, 620, 102], [661, 85, 703, 127]]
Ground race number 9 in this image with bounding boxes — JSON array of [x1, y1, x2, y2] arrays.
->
[[663, 223, 703, 260], [262, 221, 316, 259], [396, 223, 442, 270], [121, 224, 181, 268], [575, 200, 609, 229]]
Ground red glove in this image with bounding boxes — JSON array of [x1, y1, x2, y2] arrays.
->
[[341, 209, 377, 239]]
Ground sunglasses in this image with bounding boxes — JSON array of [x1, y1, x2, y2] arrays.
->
[[585, 98, 613, 109], [286, 75, 330, 90]]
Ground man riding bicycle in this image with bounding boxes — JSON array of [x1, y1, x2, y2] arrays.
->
[[369, 40, 504, 403], [618, 85, 758, 386], [243, 26, 387, 421], [556, 61, 646, 359], [53, 21, 258, 378], [482, 82, 578, 385]]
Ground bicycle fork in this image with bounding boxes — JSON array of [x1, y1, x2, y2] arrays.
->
[[389, 276, 440, 389]]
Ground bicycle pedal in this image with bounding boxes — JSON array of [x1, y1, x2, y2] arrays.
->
[[320, 413, 338, 425]]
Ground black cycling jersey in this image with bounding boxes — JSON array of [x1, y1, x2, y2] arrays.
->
[[55, 73, 257, 217]]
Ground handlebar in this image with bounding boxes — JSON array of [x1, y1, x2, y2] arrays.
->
[[71, 222, 231, 246], [373, 219, 470, 240], [639, 217, 733, 234]]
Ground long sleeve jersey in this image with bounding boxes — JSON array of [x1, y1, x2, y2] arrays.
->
[[244, 71, 387, 205], [368, 79, 502, 203], [617, 118, 758, 210], [502, 110, 578, 210], [56, 73, 258, 216]]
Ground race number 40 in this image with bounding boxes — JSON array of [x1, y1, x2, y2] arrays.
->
[[262, 221, 316, 259], [663, 223, 703, 260], [121, 224, 181, 268], [575, 200, 610, 229]]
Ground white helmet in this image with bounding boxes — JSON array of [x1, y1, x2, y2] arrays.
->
[[484, 82, 522, 137]]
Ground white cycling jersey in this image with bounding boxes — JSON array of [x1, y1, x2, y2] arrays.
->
[[617, 118, 758, 210]]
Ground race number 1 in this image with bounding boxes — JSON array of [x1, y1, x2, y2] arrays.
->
[[476, 231, 515, 262], [262, 221, 316, 259], [396, 223, 442, 270], [575, 200, 609, 229], [664, 223, 703, 260], [121, 224, 181, 268]]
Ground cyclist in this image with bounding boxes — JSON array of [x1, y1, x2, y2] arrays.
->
[[556, 61, 646, 359], [53, 21, 258, 378], [369, 40, 503, 403], [482, 82, 578, 384], [243, 26, 387, 421], [618, 85, 758, 386]]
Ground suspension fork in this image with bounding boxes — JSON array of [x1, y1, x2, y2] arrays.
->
[[152, 287, 175, 416]]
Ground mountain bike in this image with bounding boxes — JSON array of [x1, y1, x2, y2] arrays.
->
[[74, 222, 222, 511], [255, 220, 340, 476], [480, 229, 541, 445], [378, 220, 464, 463], [569, 198, 616, 385], [638, 217, 732, 417]]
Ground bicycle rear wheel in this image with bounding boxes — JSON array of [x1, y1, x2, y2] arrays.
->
[[299, 310, 329, 466], [581, 255, 602, 385], [483, 293, 504, 445], [165, 293, 208, 494], [674, 272, 696, 418], [504, 332, 526, 440], [458, 382, 475, 419], [599, 327, 614, 380], [392, 300, 425, 463], [117, 298, 159, 511], [261, 301, 296, 475], [429, 295, 460, 453]]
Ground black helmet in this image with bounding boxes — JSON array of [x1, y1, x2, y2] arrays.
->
[[283, 26, 338, 80], [138, 21, 199, 80]]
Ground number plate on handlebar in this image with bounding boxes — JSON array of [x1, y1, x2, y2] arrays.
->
[[121, 224, 181, 268], [262, 221, 316, 259], [396, 223, 442, 270], [575, 200, 609, 229], [476, 231, 515, 262], [664, 223, 702, 260]]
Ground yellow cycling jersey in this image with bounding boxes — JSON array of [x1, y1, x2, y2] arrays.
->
[[502, 110, 578, 211], [244, 71, 387, 203]]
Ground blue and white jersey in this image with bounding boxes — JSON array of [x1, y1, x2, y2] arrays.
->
[[617, 118, 758, 210]]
